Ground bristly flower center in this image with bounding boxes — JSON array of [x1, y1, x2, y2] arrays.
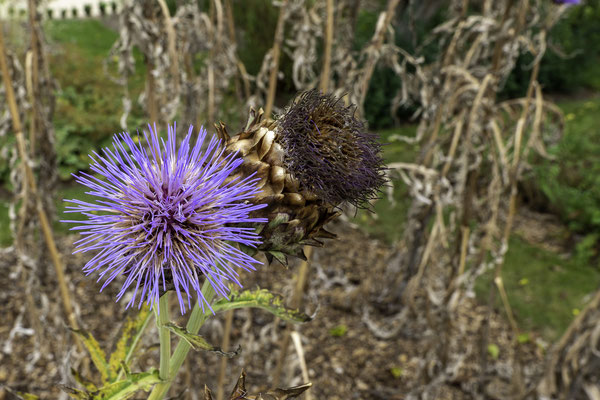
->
[[64, 123, 267, 314]]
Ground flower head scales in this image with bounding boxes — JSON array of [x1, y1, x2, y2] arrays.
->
[[64, 123, 267, 314]]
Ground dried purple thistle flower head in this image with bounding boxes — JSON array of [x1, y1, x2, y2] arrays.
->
[[63, 123, 267, 314], [277, 90, 385, 208]]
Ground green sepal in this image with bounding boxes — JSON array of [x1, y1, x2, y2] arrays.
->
[[108, 305, 152, 381], [71, 367, 98, 392], [212, 289, 313, 323], [165, 322, 241, 357], [69, 328, 110, 384], [267, 213, 289, 229], [59, 370, 162, 400], [268, 250, 288, 265], [238, 243, 258, 257]]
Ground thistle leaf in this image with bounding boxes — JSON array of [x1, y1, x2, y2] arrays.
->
[[60, 370, 161, 400], [57, 385, 87, 399], [1, 388, 41, 400], [165, 322, 241, 357], [208, 370, 312, 400], [108, 306, 152, 381], [70, 367, 98, 392], [212, 289, 313, 323], [16, 393, 40, 400], [69, 328, 110, 384]]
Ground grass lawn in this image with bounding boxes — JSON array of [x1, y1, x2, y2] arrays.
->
[[475, 236, 600, 342]]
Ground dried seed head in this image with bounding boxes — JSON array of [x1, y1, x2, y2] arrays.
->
[[277, 89, 385, 208]]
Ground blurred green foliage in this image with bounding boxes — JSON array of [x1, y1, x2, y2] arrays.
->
[[475, 236, 600, 341], [45, 20, 146, 180], [0, 3, 597, 343], [504, 0, 600, 97], [532, 97, 600, 235]]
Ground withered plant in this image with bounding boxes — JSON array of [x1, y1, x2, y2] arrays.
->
[[360, 1, 573, 398]]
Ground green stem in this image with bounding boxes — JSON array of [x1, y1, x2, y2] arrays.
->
[[148, 280, 216, 400], [149, 292, 171, 400]]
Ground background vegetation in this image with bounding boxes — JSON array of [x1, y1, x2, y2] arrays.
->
[[1, 0, 599, 344]]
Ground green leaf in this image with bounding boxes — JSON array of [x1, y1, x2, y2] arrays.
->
[[108, 306, 152, 381], [517, 332, 531, 344], [71, 367, 98, 392], [165, 322, 241, 357], [17, 394, 40, 400], [90, 370, 161, 400], [487, 343, 500, 360], [58, 385, 87, 400], [69, 328, 110, 384], [3, 389, 41, 400], [329, 324, 348, 337], [212, 289, 313, 323], [390, 367, 403, 379], [60, 370, 161, 400]]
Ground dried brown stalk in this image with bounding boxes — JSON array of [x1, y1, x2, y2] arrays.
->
[[0, 25, 79, 335], [362, 2, 569, 397], [264, 0, 289, 117], [216, 309, 234, 400], [319, 0, 334, 92], [356, 0, 401, 117], [273, 246, 313, 386]]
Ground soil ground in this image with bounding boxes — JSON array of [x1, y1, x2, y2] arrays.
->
[[1, 218, 544, 400]]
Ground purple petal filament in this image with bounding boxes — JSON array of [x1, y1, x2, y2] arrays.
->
[[63, 123, 267, 314]]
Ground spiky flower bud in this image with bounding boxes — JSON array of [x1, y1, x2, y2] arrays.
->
[[63, 123, 267, 314], [217, 90, 385, 264]]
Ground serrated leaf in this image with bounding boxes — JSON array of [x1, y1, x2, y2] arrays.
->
[[211, 370, 312, 400], [212, 289, 313, 323], [58, 384, 87, 399], [88, 370, 161, 399], [17, 394, 40, 400], [165, 322, 241, 357], [108, 306, 152, 381], [59, 370, 161, 400], [3, 388, 41, 400], [71, 367, 98, 392], [69, 328, 110, 384]]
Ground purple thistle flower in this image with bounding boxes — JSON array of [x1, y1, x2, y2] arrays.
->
[[63, 123, 267, 314], [553, 0, 581, 4]]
